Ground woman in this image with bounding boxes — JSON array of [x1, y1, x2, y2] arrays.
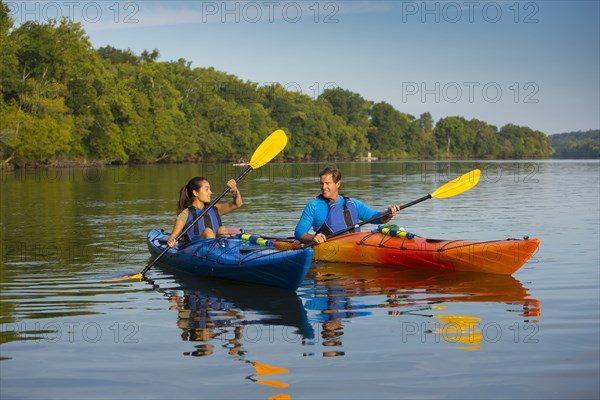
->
[[167, 177, 243, 248]]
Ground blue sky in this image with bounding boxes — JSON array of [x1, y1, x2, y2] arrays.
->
[[8, 1, 600, 134]]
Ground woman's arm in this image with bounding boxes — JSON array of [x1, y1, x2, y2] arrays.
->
[[167, 212, 187, 248], [217, 179, 243, 216]]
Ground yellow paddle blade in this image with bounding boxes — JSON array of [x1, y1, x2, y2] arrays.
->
[[102, 273, 143, 282], [433, 315, 482, 345], [255, 379, 289, 389], [268, 394, 291, 400], [434, 315, 481, 325], [253, 361, 289, 376], [431, 169, 480, 199], [249, 129, 287, 170]]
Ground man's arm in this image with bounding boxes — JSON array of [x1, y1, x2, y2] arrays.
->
[[294, 203, 316, 241], [354, 199, 390, 224]]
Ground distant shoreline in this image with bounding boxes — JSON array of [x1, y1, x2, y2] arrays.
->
[[5, 156, 600, 172]]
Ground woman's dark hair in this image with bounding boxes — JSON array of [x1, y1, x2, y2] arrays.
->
[[177, 176, 207, 214]]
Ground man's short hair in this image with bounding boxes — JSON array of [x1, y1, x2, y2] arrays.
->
[[320, 166, 342, 183]]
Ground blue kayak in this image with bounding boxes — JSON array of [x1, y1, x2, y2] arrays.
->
[[146, 229, 313, 291]]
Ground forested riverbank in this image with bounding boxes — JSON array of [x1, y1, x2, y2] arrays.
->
[[0, 2, 572, 168]]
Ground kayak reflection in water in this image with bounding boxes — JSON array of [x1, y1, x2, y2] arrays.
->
[[302, 264, 541, 353], [167, 176, 243, 248], [295, 166, 401, 244], [163, 272, 314, 355]]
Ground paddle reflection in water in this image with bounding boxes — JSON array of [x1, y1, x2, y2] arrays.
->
[[159, 271, 314, 354], [156, 271, 309, 357], [148, 270, 307, 396], [300, 263, 540, 352]]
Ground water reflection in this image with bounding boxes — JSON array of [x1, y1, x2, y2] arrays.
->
[[301, 263, 540, 352], [156, 270, 314, 353], [0, 269, 144, 346], [159, 264, 540, 355], [151, 271, 303, 396], [246, 360, 290, 390]]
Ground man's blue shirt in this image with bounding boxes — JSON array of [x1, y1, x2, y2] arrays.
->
[[294, 196, 386, 240]]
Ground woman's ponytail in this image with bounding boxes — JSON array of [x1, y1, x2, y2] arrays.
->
[[176, 176, 206, 214]]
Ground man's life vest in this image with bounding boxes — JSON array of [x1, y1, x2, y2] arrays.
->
[[316, 195, 360, 236], [183, 205, 222, 244]]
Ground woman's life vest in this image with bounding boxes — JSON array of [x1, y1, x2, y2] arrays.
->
[[316, 195, 360, 236], [183, 205, 222, 244]]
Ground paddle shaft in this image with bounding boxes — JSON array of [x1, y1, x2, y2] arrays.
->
[[139, 166, 252, 276], [304, 193, 432, 247]]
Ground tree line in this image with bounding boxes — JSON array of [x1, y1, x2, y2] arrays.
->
[[0, 5, 556, 168], [550, 130, 599, 159]]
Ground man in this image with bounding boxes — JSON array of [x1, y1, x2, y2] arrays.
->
[[295, 166, 401, 244]]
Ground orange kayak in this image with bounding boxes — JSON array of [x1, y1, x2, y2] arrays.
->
[[272, 232, 540, 275]]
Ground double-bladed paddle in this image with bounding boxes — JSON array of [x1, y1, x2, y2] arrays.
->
[[126, 129, 288, 280], [305, 169, 481, 247]]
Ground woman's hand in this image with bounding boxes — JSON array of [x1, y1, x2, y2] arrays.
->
[[226, 179, 237, 192], [227, 179, 240, 199], [220, 178, 243, 211]]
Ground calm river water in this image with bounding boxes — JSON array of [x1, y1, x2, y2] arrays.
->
[[1, 160, 598, 399]]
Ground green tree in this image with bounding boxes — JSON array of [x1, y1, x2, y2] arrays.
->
[[12, 21, 58, 82], [497, 124, 552, 158], [319, 87, 371, 129], [11, 82, 74, 164], [469, 119, 500, 159], [418, 112, 434, 133], [433, 116, 475, 158], [0, 2, 19, 101], [260, 83, 308, 159], [368, 101, 412, 157], [139, 48, 160, 63], [248, 103, 277, 151], [319, 88, 371, 157], [551, 130, 599, 159], [97, 46, 139, 65]]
